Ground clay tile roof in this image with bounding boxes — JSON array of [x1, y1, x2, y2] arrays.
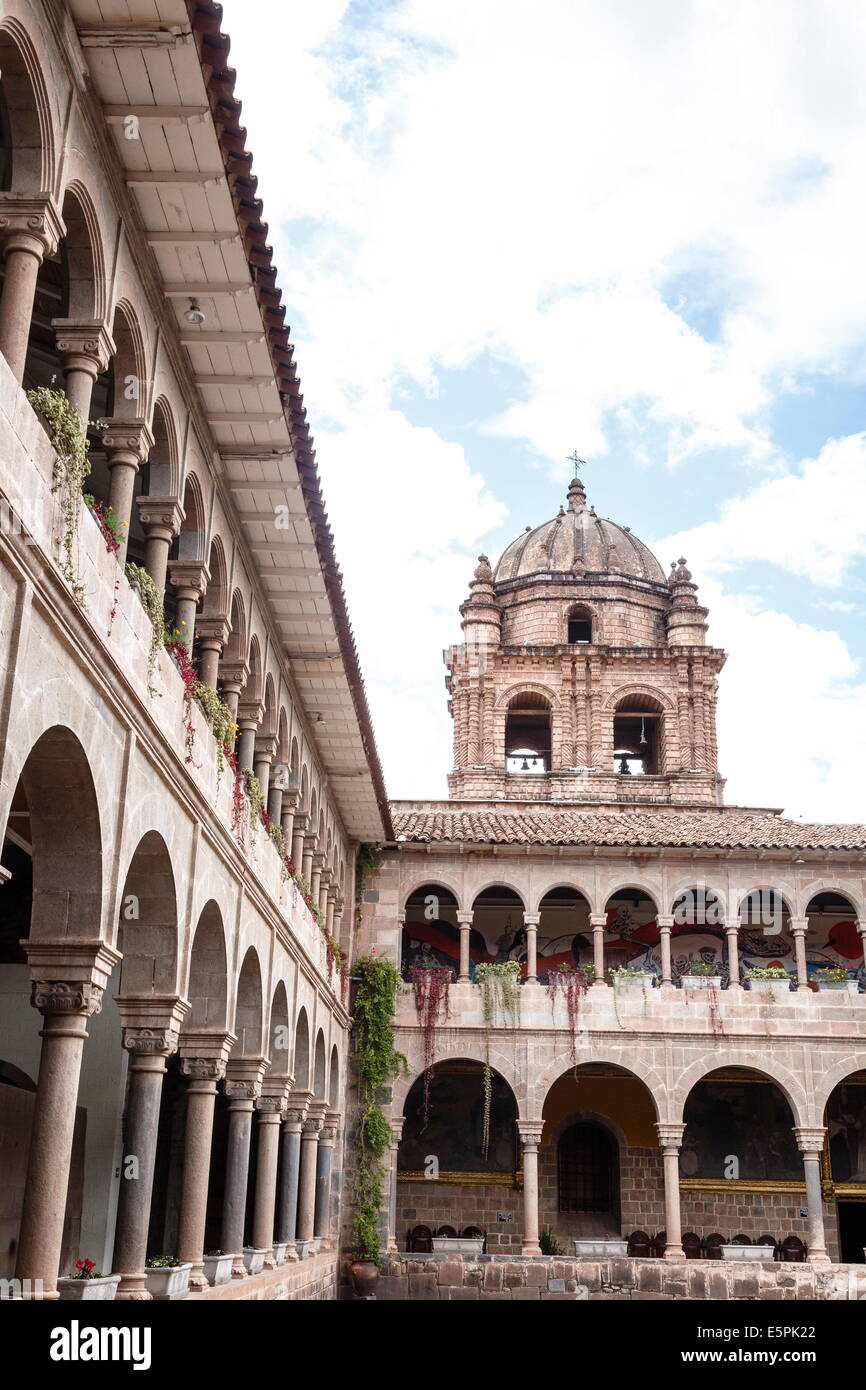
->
[[389, 807, 866, 852]]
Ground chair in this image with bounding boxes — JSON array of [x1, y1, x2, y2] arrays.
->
[[756, 1234, 778, 1260], [682, 1231, 702, 1259], [436, 1224, 457, 1238], [627, 1229, 652, 1257], [651, 1230, 667, 1258], [703, 1233, 725, 1260], [780, 1235, 807, 1263], [409, 1224, 433, 1252]]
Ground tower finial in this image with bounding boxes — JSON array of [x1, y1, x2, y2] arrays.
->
[[566, 449, 586, 475]]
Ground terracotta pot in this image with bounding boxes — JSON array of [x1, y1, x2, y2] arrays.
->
[[349, 1260, 378, 1298]]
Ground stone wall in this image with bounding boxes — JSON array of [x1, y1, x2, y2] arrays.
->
[[191, 1254, 337, 1301]]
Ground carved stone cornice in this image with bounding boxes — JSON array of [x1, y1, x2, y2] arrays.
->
[[0, 193, 65, 257], [122, 1026, 180, 1056], [225, 1055, 269, 1098], [136, 494, 184, 536], [254, 734, 277, 761], [101, 419, 155, 466], [237, 699, 265, 727], [53, 320, 116, 373], [25, 940, 121, 1005], [195, 615, 231, 647], [180, 1055, 227, 1082], [218, 660, 249, 692]]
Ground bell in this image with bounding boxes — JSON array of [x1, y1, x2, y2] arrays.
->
[[520, 758, 530, 771], [639, 717, 647, 747], [618, 756, 631, 775]]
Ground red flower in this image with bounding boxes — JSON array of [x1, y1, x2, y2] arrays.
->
[[75, 1260, 84, 1269]]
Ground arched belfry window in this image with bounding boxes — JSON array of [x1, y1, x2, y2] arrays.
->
[[505, 692, 551, 773], [613, 694, 664, 776], [567, 605, 592, 644]]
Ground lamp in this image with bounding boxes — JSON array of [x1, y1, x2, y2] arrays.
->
[[183, 297, 206, 326]]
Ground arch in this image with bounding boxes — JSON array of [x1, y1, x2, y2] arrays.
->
[[680, 1065, 803, 1183], [392, 1049, 522, 1113], [812, 1054, 866, 1123], [9, 725, 103, 943], [398, 1058, 519, 1175], [313, 1029, 327, 1099], [289, 738, 300, 783], [504, 690, 553, 773], [293, 1007, 311, 1089], [276, 708, 290, 765], [224, 588, 247, 665], [175, 468, 207, 563], [202, 535, 228, 619], [668, 879, 730, 921], [184, 901, 228, 1032], [603, 882, 661, 914], [799, 883, 864, 921], [602, 683, 675, 714], [533, 1054, 665, 1117], [495, 681, 560, 711], [57, 181, 106, 322], [670, 1056, 808, 1127], [471, 880, 527, 910], [233, 947, 264, 1057], [298, 765, 310, 815], [116, 830, 179, 997], [268, 980, 291, 1078], [0, 19, 55, 192], [328, 1045, 340, 1108], [403, 878, 464, 911], [261, 675, 277, 738], [245, 635, 263, 704], [108, 300, 148, 420], [530, 880, 595, 915]]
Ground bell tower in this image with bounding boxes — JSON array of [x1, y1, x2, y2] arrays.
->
[[444, 475, 727, 807]]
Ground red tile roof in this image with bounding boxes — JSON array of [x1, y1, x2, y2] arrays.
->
[[390, 806, 866, 851]]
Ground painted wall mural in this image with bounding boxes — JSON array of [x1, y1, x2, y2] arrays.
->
[[680, 1079, 802, 1181]]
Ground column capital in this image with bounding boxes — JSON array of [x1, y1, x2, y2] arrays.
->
[[196, 615, 231, 647], [456, 911, 474, 926], [789, 919, 809, 936], [0, 192, 65, 257], [655, 1122, 686, 1152], [794, 1125, 827, 1155], [101, 418, 154, 464], [258, 1076, 292, 1112], [657, 915, 675, 930], [168, 560, 210, 602], [137, 494, 184, 537], [389, 1116, 405, 1144], [522, 914, 540, 927], [25, 939, 121, 1016], [178, 1029, 236, 1081], [53, 320, 115, 374], [218, 660, 249, 694], [254, 734, 277, 762], [225, 1055, 269, 1100], [517, 1120, 544, 1148], [319, 1111, 340, 1145], [302, 1115, 323, 1137], [180, 1055, 227, 1083], [237, 698, 265, 728], [589, 913, 608, 928]]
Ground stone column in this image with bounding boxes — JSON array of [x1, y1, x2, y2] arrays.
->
[[291, 815, 307, 876], [113, 998, 188, 1300], [280, 789, 298, 845], [177, 1032, 234, 1292], [195, 616, 229, 690], [221, 1060, 267, 1276], [168, 561, 209, 658], [136, 497, 184, 599], [590, 913, 608, 985], [794, 1127, 830, 1264], [656, 1122, 686, 1260], [267, 781, 284, 826], [217, 661, 248, 725], [0, 195, 65, 382], [386, 1117, 404, 1254], [318, 868, 332, 924], [302, 835, 316, 883], [724, 917, 742, 991], [656, 915, 674, 986], [277, 1095, 310, 1260], [101, 421, 154, 568], [236, 700, 263, 773], [314, 1113, 339, 1247], [457, 911, 473, 982], [790, 918, 810, 988], [15, 941, 119, 1299], [523, 913, 540, 984], [253, 737, 275, 807], [310, 853, 324, 906], [252, 1085, 289, 1266], [53, 322, 114, 425], [296, 1112, 323, 1254], [518, 1122, 543, 1256]]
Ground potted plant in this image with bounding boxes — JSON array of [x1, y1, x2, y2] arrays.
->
[[745, 966, 791, 996], [273, 1241, 290, 1266], [814, 966, 860, 995], [720, 1238, 770, 1262], [143, 1254, 191, 1300], [57, 1258, 120, 1301], [611, 965, 656, 988], [679, 960, 723, 989], [431, 1234, 485, 1255], [573, 1233, 629, 1257], [242, 1245, 267, 1276], [539, 1225, 563, 1256], [203, 1250, 234, 1286]]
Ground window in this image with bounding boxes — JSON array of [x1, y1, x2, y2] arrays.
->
[[558, 1122, 616, 1213], [612, 695, 663, 775], [567, 606, 592, 644], [505, 693, 551, 773]]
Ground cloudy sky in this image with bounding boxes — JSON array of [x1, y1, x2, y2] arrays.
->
[[224, 0, 866, 821]]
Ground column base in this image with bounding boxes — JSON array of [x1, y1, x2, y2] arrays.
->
[[230, 1255, 249, 1279], [521, 1243, 542, 1256], [283, 1243, 299, 1262], [591, 978, 609, 988], [808, 1252, 832, 1266], [115, 1274, 153, 1301], [663, 1247, 685, 1261], [187, 1266, 209, 1293]]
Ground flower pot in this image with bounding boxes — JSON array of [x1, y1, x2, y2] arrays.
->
[[720, 1245, 770, 1261], [349, 1260, 378, 1298], [242, 1248, 267, 1276], [613, 974, 655, 988], [273, 1242, 289, 1266], [431, 1237, 484, 1255], [573, 1238, 629, 1257], [144, 1262, 191, 1300], [817, 980, 860, 994], [57, 1274, 121, 1301], [680, 976, 722, 989], [202, 1253, 234, 1287], [747, 977, 791, 994]]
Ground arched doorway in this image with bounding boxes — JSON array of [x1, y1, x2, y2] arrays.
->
[[558, 1120, 619, 1220], [825, 1069, 866, 1262]]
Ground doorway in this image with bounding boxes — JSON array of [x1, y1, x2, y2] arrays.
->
[[837, 1202, 866, 1263]]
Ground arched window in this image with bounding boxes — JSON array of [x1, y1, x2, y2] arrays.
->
[[567, 605, 592, 644], [558, 1121, 617, 1214], [612, 694, 664, 775], [505, 692, 551, 773]]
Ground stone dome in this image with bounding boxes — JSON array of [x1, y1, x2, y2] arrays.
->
[[493, 477, 667, 585]]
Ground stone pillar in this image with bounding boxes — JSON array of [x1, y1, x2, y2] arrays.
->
[[296, 1112, 323, 1253], [136, 497, 184, 599], [790, 918, 810, 988], [236, 721, 257, 773], [656, 915, 674, 986], [252, 1085, 289, 1266], [280, 789, 298, 845], [724, 917, 742, 991], [101, 421, 154, 568], [14, 942, 119, 1299], [794, 1127, 830, 1264], [217, 661, 248, 726], [267, 782, 283, 826], [291, 815, 307, 876], [53, 322, 114, 425], [523, 913, 539, 984], [318, 868, 332, 924], [112, 998, 188, 1300], [0, 195, 65, 382], [277, 1095, 310, 1260], [168, 562, 209, 658], [302, 835, 316, 884], [457, 911, 473, 983], [310, 853, 324, 906], [518, 1123, 543, 1256], [177, 1032, 234, 1291], [253, 736, 275, 807], [386, 1117, 404, 1254], [656, 1122, 686, 1260], [314, 1113, 339, 1247], [590, 913, 608, 985], [221, 1061, 267, 1276], [195, 616, 229, 690]]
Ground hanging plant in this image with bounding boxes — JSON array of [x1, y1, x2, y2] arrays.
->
[[409, 959, 453, 1129], [475, 961, 521, 1158], [83, 494, 124, 635], [164, 636, 199, 764], [354, 844, 378, 928], [124, 562, 163, 693], [26, 383, 94, 606], [225, 746, 246, 844], [192, 682, 237, 782], [351, 955, 407, 1265], [547, 962, 594, 1063], [707, 979, 724, 1038], [241, 768, 264, 840]]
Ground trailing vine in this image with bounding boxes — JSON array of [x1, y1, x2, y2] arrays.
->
[[165, 636, 199, 764], [241, 768, 264, 839], [354, 844, 378, 927], [475, 960, 521, 1158], [547, 962, 594, 1063], [26, 383, 92, 606], [351, 955, 407, 1264], [192, 682, 237, 781], [409, 961, 453, 1129], [83, 494, 123, 635], [125, 562, 164, 693]]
